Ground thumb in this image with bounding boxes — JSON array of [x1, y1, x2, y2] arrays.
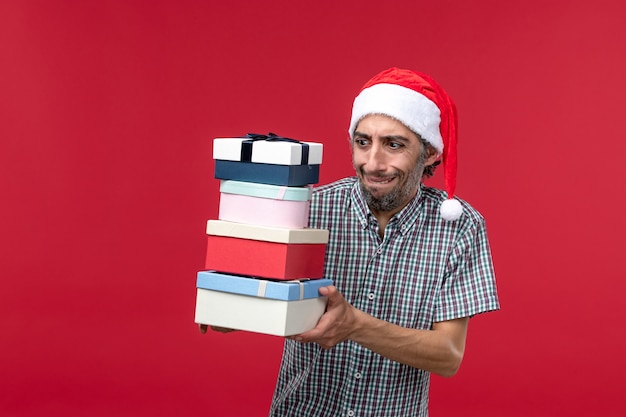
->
[[318, 285, 340, 303]]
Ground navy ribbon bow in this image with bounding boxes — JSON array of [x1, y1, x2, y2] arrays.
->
[[241, 132, 310, 164]]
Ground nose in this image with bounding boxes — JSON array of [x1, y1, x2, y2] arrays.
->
[[363, 142, 387, 172]]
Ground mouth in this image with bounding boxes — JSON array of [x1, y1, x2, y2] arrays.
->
[[363, 174, 397, 187]]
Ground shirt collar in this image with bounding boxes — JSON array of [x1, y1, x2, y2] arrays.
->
[[350, 179, 423, 235]]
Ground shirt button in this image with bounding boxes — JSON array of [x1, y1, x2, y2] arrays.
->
[[376, 248, 382, 254], [354, 372, 362, 379], [347, 411, 355, 417], [367, 293, 375, 300]]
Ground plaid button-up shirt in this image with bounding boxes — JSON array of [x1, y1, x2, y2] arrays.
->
[[270, 177, 500, 417]]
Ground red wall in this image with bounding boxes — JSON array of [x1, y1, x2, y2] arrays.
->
[[2, 1, 625, 416]]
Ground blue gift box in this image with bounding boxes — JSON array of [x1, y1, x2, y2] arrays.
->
[[214, 160, 320, 186], [197, 271, 333, 301]]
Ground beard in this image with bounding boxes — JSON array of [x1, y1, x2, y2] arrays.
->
[[358, 159, 425, 213]]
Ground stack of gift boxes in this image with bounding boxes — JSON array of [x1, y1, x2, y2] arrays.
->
[[194, 134, 333, 336]]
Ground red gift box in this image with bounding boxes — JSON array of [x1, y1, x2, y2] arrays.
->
[[205, 234, 326, 280]]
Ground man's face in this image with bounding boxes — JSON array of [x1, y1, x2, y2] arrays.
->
[[352, 114, 438, 214]]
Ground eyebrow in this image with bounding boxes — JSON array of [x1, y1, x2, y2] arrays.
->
[[354, 131, 411, 143], [353, 131, 371, 139], [382, 135, 411, 144]]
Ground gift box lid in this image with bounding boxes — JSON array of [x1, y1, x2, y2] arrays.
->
[[206, 220, 329, 243], [213, 137, 323, 165], [220, 180, 312, 201], [214, 160, 319, 187], [197, 271, 333, 300]]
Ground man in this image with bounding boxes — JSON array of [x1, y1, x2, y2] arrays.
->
[[268, 67, 500, 416]]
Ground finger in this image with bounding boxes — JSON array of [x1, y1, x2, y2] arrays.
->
[[295, 309, 335, 342], [198, 324, 208, 334], [295, 329, 318, 342], [318, 285, 336, 297], [211, 326, 237, 333], [321, 286, 345, 308], [293, 321, 325, 342]]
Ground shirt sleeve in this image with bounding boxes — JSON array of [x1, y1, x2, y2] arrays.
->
[[433, 217, 500, 322]]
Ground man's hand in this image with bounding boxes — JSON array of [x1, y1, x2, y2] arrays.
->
[[198, 324, 238, 334], [291, 286, 358, 349]]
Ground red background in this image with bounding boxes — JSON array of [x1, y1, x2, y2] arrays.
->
[[1, 1, 625, 416]]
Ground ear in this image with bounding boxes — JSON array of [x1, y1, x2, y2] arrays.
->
[[424, 151, 441, 167]]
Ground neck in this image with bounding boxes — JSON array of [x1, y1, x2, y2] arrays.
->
[[371, 209, 395, 238]]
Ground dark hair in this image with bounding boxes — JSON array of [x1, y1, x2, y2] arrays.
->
[[418, 137, 440, 178]]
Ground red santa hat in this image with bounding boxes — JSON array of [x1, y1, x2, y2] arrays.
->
[[349, 67, 462, 221]]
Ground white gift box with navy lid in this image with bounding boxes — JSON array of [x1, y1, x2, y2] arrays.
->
[[212, 134, 323, 186]]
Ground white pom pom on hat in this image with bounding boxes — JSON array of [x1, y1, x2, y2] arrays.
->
[[349, 67, 462, 221], [440, 198, 463, 221]]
